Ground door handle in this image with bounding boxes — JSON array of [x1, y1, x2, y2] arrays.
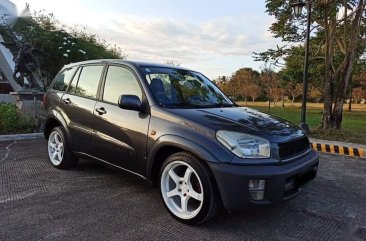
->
[[63, 98, 71, 104], [95, 107, 107, 115]]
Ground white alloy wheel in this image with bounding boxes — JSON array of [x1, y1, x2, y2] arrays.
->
[[161, 161, 204, 220], [48, 131, 64, 166]]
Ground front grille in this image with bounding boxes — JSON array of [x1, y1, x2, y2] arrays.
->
[[278, 136, 310, 160]]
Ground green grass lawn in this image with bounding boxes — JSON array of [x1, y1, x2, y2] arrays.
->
[[243, 103, 366, 145]]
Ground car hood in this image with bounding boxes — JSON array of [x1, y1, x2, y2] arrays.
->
[[168, 107, 305, 143]]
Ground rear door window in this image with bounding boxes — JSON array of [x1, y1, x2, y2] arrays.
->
[[74, 65, 104, 98], [102, 66, 142, 104]]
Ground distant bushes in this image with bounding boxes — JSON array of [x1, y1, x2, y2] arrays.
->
[[0, 103, 33, 134]]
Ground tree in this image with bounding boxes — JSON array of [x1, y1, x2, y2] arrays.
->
[[277, 45, 325, 95], [347, 64, 366, 110], [321, 0, 366, 129], [278, 63, 304, 105], [255, 0, 366, 129], [227, 74, 241, 100], [247, 84, 262, 102], [287, 83, 303, 104], [309, 87, 323, 103], [214, 76, 231, 96], [259, 67, 279, 112], [271, 87, 283, 106], [230, 68, 260, 102], [353, 87, 366, 103], [1, 7, 125, 86]]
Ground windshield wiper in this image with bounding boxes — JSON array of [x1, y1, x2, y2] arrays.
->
[[204, 103, 236, 108], [161, 102, 236, 109], [161, 103, 194, 108]]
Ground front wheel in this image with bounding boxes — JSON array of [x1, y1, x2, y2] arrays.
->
[[159, 152, 220, 224]]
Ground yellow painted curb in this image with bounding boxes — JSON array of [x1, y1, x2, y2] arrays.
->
[[310, 142, 365, 158]]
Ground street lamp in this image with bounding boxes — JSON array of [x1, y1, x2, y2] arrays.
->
[[291, 2, 306, 17], [291, 0, 311, 134]]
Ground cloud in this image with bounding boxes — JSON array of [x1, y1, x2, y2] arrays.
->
[[10, 0, 281, 77], [87, 13, 278, 65], [12, 0, 280, 78]]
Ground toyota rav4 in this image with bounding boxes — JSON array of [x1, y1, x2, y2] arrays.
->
[[43, 60, 319, 224]]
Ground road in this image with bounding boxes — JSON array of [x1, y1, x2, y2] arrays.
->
[[0, 139, 365, 241]]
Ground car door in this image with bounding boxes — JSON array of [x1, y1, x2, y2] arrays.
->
[[60, 65, 105, 154], [92, 65, 150, 174]]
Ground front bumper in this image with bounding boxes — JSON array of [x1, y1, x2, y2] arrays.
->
[[209, 150, 319, 212]]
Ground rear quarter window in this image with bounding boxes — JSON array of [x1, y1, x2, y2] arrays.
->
[[52, 67, 76, 91]]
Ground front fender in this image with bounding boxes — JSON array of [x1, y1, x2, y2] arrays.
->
[[146, 134, 230, 180]]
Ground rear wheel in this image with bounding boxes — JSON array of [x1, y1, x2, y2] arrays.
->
[[47, 127, 78, 169], [159, 152, 220, 224]]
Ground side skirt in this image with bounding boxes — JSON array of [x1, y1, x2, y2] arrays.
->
[[74, 152, 153, 185]]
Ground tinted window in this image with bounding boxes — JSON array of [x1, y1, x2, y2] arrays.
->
[[75, 65, 104, 98], [103, 66, 142, 104], [52, 68, 76, 91], [67, 67, 81, 94], [140, 67, 233, 108]]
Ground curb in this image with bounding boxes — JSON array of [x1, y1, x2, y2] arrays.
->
[[0, 133, 43, 142], [310, 141, 365, 158]]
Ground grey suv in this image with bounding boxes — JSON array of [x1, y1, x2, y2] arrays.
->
[[43, 59, 319, 224]]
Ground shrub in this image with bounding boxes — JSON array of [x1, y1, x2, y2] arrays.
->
[[0, 103, 34, 134]]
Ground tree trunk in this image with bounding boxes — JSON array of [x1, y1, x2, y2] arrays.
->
[[333, 36, 358, 128], [348, 89, 352, 112], [320, 0, 364, 130], [282, 93, 285, 107], [333, 99, 343, 129], [320, 5, 335, 130]]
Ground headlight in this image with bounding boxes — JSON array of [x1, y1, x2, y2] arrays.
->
[[216, 131, 270, 158]]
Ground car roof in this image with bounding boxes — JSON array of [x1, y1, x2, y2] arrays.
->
[[63, 59, 192, 71]]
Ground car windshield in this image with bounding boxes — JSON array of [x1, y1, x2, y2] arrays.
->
[[141, 66, 235, 108]]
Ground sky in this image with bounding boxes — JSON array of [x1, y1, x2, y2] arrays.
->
[[10, 0, 281, 79]]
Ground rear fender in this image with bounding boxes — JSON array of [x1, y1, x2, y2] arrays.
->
[[44, 110, 72, 147]]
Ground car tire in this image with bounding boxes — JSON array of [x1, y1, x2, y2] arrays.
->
[[159, 152, 220, 225], [47, 126, 78, 169]]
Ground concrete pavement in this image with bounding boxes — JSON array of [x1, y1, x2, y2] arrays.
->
[[0, 139, 365, 241]]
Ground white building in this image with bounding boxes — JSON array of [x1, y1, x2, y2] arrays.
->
[[0, 0, 21, 95], [0, 0, 17, 25]]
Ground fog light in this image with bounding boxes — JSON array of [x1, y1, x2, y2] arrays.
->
[[249, 179, 265, 190], [249, 190, 265, 201], [249, 179, 265, 201]]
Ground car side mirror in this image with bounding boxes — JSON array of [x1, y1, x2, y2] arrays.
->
[[118, 95, 142, 111]]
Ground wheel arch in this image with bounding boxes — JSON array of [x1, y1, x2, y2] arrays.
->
[[43, 111, 71, 143], [146, 135, 221, 186]]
